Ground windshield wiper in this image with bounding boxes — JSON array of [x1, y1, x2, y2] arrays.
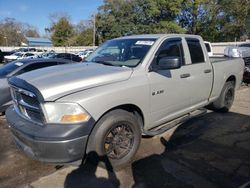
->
[[93, 61, 123, 67], [96, 61, 114, 66]]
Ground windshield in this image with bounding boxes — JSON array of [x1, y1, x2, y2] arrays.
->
[[85, 38, 156, 67], [0, 61, 24, 77]]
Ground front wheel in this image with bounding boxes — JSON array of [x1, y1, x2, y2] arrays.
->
[[86, 109, 141, 169]]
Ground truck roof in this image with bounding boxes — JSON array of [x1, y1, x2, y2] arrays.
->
[[116, 34, 202, 40]]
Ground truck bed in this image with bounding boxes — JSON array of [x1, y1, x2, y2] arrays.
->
[[210, 56, 241, 63], [209, 57, 244, 102]]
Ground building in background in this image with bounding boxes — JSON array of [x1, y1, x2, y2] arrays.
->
[[24, 37, 52, 47]]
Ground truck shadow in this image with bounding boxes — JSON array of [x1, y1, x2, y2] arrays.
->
[[64, 152, 120, 188], [132, 111, 250, 187], [64, 111, 250, 188]]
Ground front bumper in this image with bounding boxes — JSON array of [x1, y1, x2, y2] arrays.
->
[[6, 106, 95, 164]]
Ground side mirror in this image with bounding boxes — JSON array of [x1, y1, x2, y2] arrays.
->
[[158, 56, 181, 70]]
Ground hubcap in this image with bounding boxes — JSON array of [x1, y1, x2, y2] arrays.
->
[[104, 124, 134, 160]]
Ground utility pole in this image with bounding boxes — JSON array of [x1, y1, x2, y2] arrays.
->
[[93, 14, 96, 47], [4, 36, 8, 46]]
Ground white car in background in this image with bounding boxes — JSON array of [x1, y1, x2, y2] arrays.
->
[[4, 52, 36, 62], [224, 43, 250, 58], [78, 49, 94, 60], [204, 41, 213, 57]]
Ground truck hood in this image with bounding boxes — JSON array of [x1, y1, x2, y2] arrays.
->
[[17, 63, 133, 101]]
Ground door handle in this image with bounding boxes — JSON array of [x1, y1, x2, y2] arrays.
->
[[180, 73, 191, 78], [204, 69, 212, 73]]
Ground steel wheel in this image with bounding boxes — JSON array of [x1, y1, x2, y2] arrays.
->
[[104, 123, 134, 160], [86, 109, 141, 168]]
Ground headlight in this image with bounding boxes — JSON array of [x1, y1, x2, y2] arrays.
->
[[43, 103, 90, 124]]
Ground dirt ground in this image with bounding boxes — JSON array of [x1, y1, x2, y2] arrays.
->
[[0, 86, 250, 188]]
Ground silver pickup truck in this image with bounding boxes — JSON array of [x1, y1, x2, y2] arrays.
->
[[6, 34, 244, 168]]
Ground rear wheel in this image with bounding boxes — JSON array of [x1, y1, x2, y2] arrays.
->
[[86, 109, 141, 169], [209, 81, 235, 112]]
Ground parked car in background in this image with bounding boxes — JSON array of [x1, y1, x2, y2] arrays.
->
[[37, 51, 55, 58], [76, 50, 86, 55], [4, 52, 24, 62], [76, 50, 86, 57], [48, 53, 82, 62], [6, 34, 244, 168], [243, 63, 250, 84], [4, 52, 36, 62], [78, 49, 94, 60], [1, 50, 16, 58], [224, 43, 250, 58], [204, 41, 213, 57], [224, 43, 250, 83], [17, 47, 37, 52], [0, 50, 3, 64], [0, 58, 75, 114]]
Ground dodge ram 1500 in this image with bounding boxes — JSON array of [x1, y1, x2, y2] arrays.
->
[[6, 34, 244, 168]]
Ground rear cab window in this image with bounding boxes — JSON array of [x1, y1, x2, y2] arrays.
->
[[205, 43, 211, 53], [186, 38, 205, 64]]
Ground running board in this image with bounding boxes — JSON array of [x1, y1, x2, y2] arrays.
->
[[143, 108, 207, 136]]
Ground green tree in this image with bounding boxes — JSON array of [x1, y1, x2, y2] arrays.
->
[[216, 0, 250, 41], [178, 0, 250, 42], [72, 28, 93, 46], [96, 0, 185, 43], [96, 0, 135, 42], [0, 18, 25, 46], [178, 0, 207, 34], [50, 17, 74, 46]]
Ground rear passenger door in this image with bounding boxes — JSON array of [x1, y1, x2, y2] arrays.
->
[[184, 38, 213, 109]]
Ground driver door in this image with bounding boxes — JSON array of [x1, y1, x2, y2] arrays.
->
[[148, 38, 192, 128]]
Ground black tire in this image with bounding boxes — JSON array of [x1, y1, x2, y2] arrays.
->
[[86, 109, 141, 169], [209, 81, 235, 112]]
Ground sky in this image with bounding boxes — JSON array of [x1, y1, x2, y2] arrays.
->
[[0, 0, 103, 35]]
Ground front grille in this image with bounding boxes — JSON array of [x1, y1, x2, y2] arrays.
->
[[10, 86, 44, 124]]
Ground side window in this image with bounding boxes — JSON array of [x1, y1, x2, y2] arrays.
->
[[156, 38, 185, 65], [205, 43, 211, 53], [186, 38, 205, 64]]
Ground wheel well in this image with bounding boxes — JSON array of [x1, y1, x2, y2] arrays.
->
[[226, 75, 236, 85], [103, 104, 144, 128]]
